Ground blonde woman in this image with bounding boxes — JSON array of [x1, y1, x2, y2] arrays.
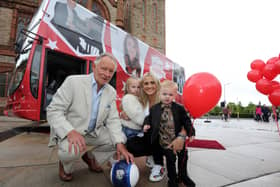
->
[[139, 72, 161, 115], [125, 73, 162, 176]]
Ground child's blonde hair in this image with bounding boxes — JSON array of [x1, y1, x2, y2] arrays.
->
[[160, 80, 178, 92], [124, 77, 140, 94]]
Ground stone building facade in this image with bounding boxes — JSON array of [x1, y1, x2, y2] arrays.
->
[[0, 0, 165, 109], [124, 0, 165, 54]]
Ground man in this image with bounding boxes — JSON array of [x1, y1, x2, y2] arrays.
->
[[47, 53, 134, 181]]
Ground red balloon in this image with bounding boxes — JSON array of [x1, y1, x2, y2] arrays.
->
[[271, 80, 280, 92], [247, 69, 262, 83], [183, 72, 222, 118], [274, 60, 280, 73], [269, 89, 280, 106], [262, 63, 277, 80], [250, 59, 265, 71], [266, 57, 279, 64], [255, 78, 273, 95]]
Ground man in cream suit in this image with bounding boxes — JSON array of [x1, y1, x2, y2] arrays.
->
[[47, 53, 134, 181]]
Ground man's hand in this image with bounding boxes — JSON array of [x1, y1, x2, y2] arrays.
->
[[67, 130, 86, 155], [116, 143, 134, 164], [167, 137, 185, 154]]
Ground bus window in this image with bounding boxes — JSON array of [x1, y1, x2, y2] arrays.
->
[[89, 61, 93, 73], [8, 50, 30, 95], [30, 45, 42, 98]]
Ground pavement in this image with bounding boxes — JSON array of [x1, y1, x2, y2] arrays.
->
[[0, 116, 280, 187]]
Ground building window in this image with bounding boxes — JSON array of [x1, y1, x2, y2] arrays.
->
[[0, 72, 11, 97], [153, 2, 157, 32], [92, 2, 103, 17], [76, 0, 88, 7], [8, 52, 29, 95], [16, 13, 32, 48]]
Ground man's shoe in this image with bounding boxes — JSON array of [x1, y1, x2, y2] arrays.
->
[[82, 153, 103, 172], [149, 164, 165, 182], [59, 161, 73, 181]]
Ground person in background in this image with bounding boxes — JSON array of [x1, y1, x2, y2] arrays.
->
[[255, 104, 262, 122], [47, 53, 133, 181], [261, 104, 271, 122], [222, 105, 230, 121], [143, 80, 195, 187]]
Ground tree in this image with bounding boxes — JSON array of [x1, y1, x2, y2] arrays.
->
[[207, 101, 267, 118]]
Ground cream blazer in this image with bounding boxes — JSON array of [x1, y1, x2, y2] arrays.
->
[[47, 73, 125, 146]]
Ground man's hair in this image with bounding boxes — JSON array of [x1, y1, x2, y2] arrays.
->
[[94, 52, 118, 72], [160, 80, 178, 92]]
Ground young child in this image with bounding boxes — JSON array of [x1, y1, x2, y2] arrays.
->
[[121, 77, 145, 139], [143, 80, 195, 187]]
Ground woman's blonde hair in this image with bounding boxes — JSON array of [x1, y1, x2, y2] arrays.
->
[[139, 72, 161, 107]]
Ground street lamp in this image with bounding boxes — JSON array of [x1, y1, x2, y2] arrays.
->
[[224, 82, 231, 105]]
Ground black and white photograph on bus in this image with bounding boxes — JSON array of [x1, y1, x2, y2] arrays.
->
[[123, 34, 141, 77], [110, 25, 148, 78], [45, 0, 105, 56], [172, 64, 185, 94]]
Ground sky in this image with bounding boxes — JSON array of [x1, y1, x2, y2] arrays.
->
[[165, 0, 280, 106]]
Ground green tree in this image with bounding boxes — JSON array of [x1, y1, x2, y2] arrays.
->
[[207, 101, 262, 118]]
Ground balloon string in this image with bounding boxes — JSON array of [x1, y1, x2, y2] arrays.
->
[[185, 118, 195, 148], [272, 107, 280, 137], [180, 118, 195, 178]]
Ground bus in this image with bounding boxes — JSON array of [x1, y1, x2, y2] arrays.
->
[[5, 0, 186, 121]]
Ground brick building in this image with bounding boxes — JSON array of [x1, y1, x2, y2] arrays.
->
[[0, 0, 165, 111]]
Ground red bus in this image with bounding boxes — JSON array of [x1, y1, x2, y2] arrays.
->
[[5, 0, 186, 121]]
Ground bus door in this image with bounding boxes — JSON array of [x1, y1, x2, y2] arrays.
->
[[40, 50, 87, 120], [6, 39, 44, 121]]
